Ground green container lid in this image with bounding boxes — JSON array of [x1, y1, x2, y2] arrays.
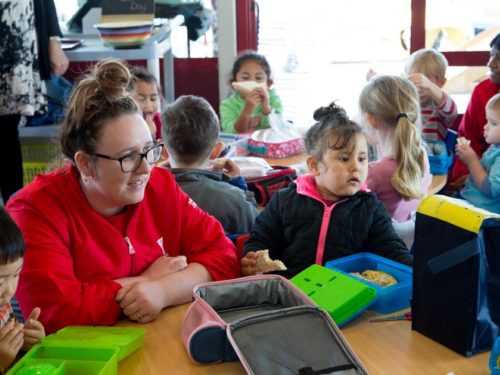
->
[[42, 326, 146, 361], [291, 264, 376, 326]]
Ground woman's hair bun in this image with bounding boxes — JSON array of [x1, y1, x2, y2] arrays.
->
[[313, 102, 347, 122], [94, 59, 132, 101]]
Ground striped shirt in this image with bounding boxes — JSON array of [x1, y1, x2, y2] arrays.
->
[[421, 93, 458, 143]]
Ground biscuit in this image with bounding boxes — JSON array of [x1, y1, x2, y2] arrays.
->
[[255, 250, 287, 274]]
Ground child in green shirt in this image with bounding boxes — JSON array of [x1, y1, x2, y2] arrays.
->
[[220, 51, 283, 134]]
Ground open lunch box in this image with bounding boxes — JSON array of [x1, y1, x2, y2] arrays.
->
[[7, 326, 146, 375], [181, 275, 368, 374], [326, 253, 413, 314]]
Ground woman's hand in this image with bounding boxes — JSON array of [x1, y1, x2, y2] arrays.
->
[[22, 307, 45, 351], [116, 280, 166, 323], [241, 251, 258, 276], [49, 39, 69, 76], [0, 319, 23, 372], [141, 255, 187, 281]]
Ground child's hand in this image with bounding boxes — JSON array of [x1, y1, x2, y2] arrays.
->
[[243, 91, 263, 114], [407, 73, 444, 105], [144, 114, 157, 138], [22, 307, 45, 351], [241, 251, 258, 276], [211, 158, 241, 178], [366, 68, 377, 81], [0, 319, 24, 371], [447, 174, 468, 193], [455, 143, 478, 166], [253, 87, 271, 115]]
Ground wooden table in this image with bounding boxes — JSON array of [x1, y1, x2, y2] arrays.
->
[[117, 304, 489, 375], [265, 152, 307, 167], [428, 174, 447, 195]]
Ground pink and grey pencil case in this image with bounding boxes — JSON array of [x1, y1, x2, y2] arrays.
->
[[181, 274, 368, 374]]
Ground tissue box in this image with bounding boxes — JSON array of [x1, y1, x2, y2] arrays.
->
[[326, 253, 413, 314], [247, 137, 305, 159]]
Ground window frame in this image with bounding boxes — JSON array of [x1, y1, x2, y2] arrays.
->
[[410, 0, 490, 66]]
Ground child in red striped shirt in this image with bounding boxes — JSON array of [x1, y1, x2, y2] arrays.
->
[[404, 48, 458, 143]]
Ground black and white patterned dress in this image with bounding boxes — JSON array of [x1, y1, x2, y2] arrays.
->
[[0, 0, 46, 116]]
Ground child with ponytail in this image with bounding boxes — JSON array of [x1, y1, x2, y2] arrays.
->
[[241, 102, 412, 278], [359, 75, 431, 223]]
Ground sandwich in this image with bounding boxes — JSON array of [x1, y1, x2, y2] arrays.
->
[[255, 249, 287, 274], [457, 137, 471, 147], [350, 270, 398, 287], [232, 81, 267, 93]]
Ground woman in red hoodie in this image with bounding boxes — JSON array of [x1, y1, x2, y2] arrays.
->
[[7, 59, 241, 334]]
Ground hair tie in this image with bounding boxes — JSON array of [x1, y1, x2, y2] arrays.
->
[[396, 113, 408, 121]]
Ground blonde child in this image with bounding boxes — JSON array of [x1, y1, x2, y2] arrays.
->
[[220, 51, 283, 134], [129, 66, 163, 140], [455, 93, 500, 213], [0, 207, 44, 372], [404, 48, 458, 144], [360, 75, 431, 223], [241, 102, 412, 278]]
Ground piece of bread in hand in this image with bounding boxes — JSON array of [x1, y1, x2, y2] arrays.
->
[[457, 137, 471, 147], [211, 158, 226, 173], [255, 250, 287, 274], [232, 81, 267, 93]]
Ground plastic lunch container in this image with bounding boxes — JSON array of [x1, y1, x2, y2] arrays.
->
[[7, 326, 146, 375], [326, 253, 413, 314]]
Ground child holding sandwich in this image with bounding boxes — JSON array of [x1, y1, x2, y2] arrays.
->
[[455, 93, 500, 213], [220, 51, 283, 134]]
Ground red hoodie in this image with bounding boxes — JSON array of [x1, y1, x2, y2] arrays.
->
[[7, 165, 240, 333]]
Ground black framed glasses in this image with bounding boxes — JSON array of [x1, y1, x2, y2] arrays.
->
[[89, 143, 164, 173]]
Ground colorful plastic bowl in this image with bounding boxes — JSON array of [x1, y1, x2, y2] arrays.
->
[[94, 21, 153, 48]]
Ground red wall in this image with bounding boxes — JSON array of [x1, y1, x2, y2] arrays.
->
[[173, 57, 220, 114]]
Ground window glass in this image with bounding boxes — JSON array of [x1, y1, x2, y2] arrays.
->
[[426, 0, 500, 51], [54, 0, 79, 31], [258, 0, 412, 128]]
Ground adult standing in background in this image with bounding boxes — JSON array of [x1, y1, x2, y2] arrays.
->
[[0, 0, 68, 203]]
